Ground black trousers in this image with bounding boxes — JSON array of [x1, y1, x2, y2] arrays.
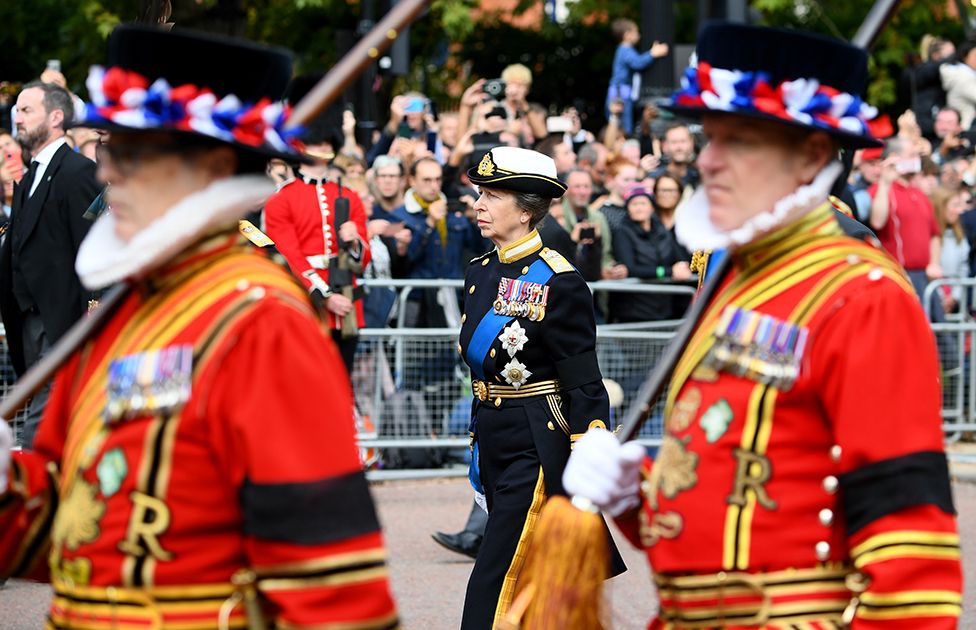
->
[[460, 398, 624, 630], [330, 330, 358, 375], [20, 310, 51, 448]]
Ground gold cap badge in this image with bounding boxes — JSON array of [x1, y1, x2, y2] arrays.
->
[[477, 152, 496, 177]]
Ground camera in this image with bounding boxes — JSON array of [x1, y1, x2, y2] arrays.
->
[[483, 78, 506, 99], [579, 226, 596, 241]]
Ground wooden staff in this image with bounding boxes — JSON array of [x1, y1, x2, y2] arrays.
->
[[0, 0, 432, 422], [286, 0, 429, 129]]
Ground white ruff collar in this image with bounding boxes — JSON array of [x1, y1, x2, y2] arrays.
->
[[76, 175, 273, 290], [674, 161, 843, 252]]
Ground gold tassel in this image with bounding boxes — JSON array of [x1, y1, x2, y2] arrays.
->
[[502, 496, 610, 630], [229, 569, 269, 630]]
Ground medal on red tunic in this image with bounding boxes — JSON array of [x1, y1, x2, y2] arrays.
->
[[705, 306, 808, 390], [105, 345, 194, 422]]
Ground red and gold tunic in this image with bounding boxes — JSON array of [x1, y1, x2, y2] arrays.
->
[[264, 178, 371, 330], [616, 204, 962, 629], [0, 233, 397, 630]]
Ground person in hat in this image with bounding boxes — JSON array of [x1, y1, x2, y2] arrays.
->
[[457, 146, 625, 629], [0, 25, 398, 629], [608, 184, 691, 324], [564, 22, 962, 628], [263, 75, 371, 373]]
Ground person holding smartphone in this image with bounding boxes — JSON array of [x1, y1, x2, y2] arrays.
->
[[0, 130, 23, 216], [869, 138, 943, 303]]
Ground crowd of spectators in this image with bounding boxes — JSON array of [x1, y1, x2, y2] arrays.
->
[[9, 30, 976, 341]]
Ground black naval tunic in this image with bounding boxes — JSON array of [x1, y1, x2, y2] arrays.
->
[[457, 228, 624, 630]]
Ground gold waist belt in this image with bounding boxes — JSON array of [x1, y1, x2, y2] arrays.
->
[[654, 565, 861, 628], [471, 378, 560, 404]]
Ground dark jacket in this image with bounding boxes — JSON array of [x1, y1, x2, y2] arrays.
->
[[610, 216, 684, 322], [392, 196, 481, 280], [0, 143, 99, 374], [901, 59, 946, 140]]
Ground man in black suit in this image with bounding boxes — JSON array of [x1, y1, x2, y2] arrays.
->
[[0, 81, 99, 446]]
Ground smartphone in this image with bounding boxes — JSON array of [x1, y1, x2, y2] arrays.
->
[[4, 151, 22, 179], [396, 121, 413, 139], [546, 116, 573, 134], [579, 226, 596, 241], [426, 130, 438, 152], [46, 59, 61, 73], [895, 157, 921, 175]]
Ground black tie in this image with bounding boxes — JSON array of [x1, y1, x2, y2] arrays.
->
[[21, 161, 39, 198]]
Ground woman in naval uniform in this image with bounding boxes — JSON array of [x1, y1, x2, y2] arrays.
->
[[457, 146, 624, 630]]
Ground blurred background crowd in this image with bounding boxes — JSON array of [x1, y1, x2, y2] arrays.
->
[[6, 9, 976, 464]]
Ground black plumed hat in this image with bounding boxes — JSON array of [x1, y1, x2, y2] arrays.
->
[[663, 22, 889, 149], [75, 24, 306, 162]]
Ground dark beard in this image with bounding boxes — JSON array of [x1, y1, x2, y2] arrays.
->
[[18, 124, 50, 154]]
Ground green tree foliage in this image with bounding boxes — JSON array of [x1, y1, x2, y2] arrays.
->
[[750, 0, 965, 108], [0, 0, 130, 89], [1, 0, 966, 121]]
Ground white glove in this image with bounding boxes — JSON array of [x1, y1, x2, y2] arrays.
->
[[0, 420, 12, 495], [562, 429, 646, 517]]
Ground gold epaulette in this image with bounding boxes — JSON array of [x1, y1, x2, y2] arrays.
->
[[690, 250, 711, 291], [239, 220, 275, 247], [539, 248, 574, 274]]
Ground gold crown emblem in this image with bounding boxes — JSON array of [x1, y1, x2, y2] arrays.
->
[[477, 152, 496, 177]]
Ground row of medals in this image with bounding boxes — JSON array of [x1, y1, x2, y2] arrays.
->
[[703, 306, 807, 391], [492, 298, 546, 322], [105, 345, 194, 423]]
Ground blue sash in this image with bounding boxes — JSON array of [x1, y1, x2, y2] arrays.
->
[[465, 259, 553, 380]]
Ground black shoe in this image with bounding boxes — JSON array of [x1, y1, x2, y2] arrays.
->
[[431, 531, 482, 559]]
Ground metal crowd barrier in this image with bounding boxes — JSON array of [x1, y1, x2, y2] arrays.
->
[[6, 277, 976, 479], [923, 278, 976, 437]]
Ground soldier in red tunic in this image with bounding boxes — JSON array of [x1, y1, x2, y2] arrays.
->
[[0, 26, 397, 630], [564, 23, 963, 629], [264, 76, 371, 372]]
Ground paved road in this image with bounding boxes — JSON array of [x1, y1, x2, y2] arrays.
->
[[2, 478, 975, 629]]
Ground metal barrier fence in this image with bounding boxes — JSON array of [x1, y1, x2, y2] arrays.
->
[[6, 277, 976, 477], [924, 278, 976, 436]]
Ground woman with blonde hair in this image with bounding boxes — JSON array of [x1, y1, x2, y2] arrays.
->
[[931, 185, 973, 314]]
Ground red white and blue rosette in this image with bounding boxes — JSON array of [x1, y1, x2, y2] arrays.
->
[[668, 62, 891, 148], [80, 66, 304, 158]]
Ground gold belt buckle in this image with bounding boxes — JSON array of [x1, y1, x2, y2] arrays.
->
[[472, 380, 488, 402], [715, 571, 771, 627]]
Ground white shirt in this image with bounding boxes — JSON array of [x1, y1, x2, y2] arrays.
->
[[28, 136, 67, 198]]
